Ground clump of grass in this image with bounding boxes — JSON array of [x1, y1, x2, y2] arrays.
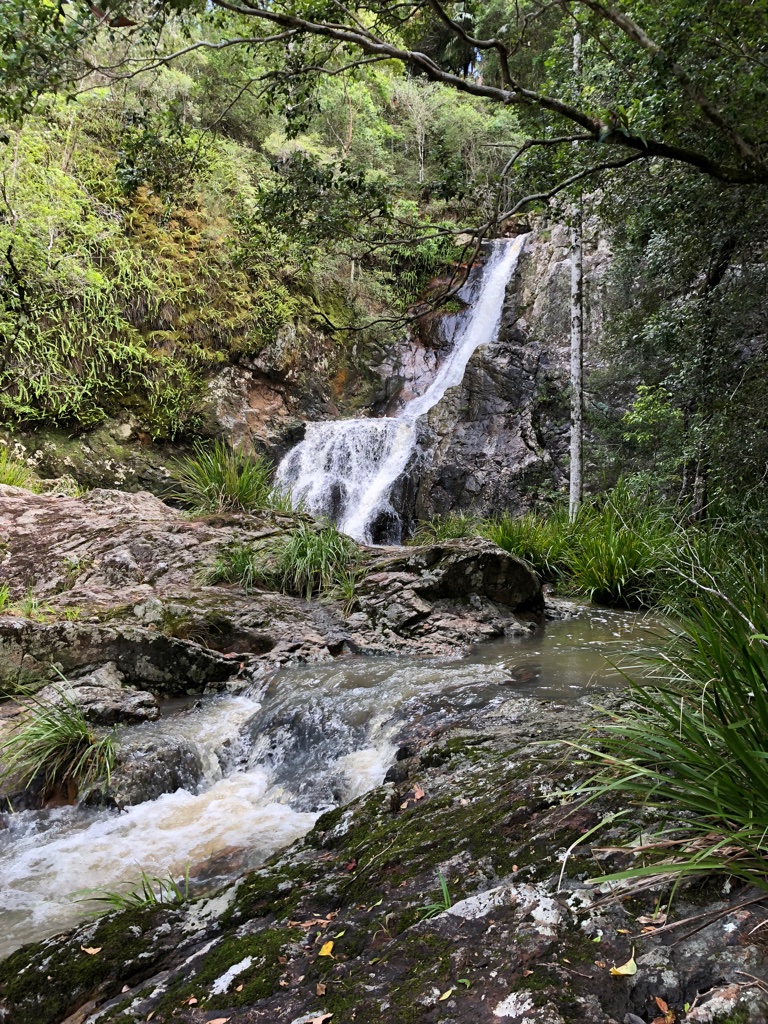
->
[[274, 522, 358, 599], [563, 488, 676, 606], [573, 559, 768, 892], [173, 439, 291, 514], [10, 589, 55, 621], [0, 584, 10, 613], [480, 508, 572, 578], [410, 511, 477, 543], [0, 448, 33, 489], [0, 686, 115, 798], [204, 540, 265, 593], [77, 866, 190, 912], [419, 871, 452, 921]]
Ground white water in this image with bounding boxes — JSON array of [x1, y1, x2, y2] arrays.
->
[[0, 608, 659, 959], [276, 235, 529, 543]]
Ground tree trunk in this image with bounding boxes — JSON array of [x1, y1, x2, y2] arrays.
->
[[568, 31, 584, 523], [569, 210, 584, 522]]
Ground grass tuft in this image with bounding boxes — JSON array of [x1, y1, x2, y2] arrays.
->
[[0, 449, 34, 489], [0, 685, 115, 798], [410, 511, 477, 544], [274, 522, 358, 599], [173, 440, 292, 515], [77, 866, 190, 912], [573, 557, 768, 891]]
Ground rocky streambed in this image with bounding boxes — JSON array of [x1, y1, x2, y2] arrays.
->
[[0, 486, 767, 1024]]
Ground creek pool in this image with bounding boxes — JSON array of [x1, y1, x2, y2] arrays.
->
[[0, 605, 662, 959]]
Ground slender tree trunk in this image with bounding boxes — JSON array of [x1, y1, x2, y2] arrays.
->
[[569, 209, 584, 521], [568, 31, 584, 523]]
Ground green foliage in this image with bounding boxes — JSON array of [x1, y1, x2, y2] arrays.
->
[[274, 522, 358, 600], [0, 448, 33, 489], [410, 511, 477, 543], [204, 540, 264, 593], [575, 558, 768, 891], [78, 866, 190, 912], [0, 583, 10, 612], [480, 509, 572, 578], [173, 440, 289, 514], [419, 871, 452, 921], [0, 686, 115, 797]]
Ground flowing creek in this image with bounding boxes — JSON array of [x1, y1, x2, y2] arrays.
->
[[0, 606, 662, 959]]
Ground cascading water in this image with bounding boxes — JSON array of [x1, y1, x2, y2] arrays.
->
[[276, 234, 529, 543]]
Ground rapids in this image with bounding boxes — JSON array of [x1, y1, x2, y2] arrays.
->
[[0, 607, 658, 958]]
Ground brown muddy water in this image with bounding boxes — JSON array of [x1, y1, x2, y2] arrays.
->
[[0, 605, 664, 959]]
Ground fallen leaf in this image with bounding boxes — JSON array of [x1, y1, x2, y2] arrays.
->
[[121, 985, 130, 993], [637, 912, 668, 926], [609, 949, 638, 977], [345, 859, 357, 871], [181, 996, 198, 1006], [146, 1014, 155, 1022], [316, 982, 327, 996], [209, 1019, 231, 1024], [334, 929, 346, 938], [522, 970, 534, 977], [307, 1015, 333, 1024], [656, 998, 670, 1012], [288, 917, 335, 930], [368, 898, 383, 910], [319, 941, 334, 958], [235, 984, 243, 992], [511, 864, 519, 872], [595, 961, 607, 969], [438, 988, 454, 1001], [80, 946, 102, 956], [279, 979, 289, 987], [414, 784, 425, 801]]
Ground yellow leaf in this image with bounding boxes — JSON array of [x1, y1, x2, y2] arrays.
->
[[80, 946, 102, 955], [319, 941, 334, 957], [610, 948, 638, 976], [438, 988, 454, 1001]]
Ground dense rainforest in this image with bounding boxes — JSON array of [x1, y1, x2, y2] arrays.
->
[[1, 4, 768, 1024]]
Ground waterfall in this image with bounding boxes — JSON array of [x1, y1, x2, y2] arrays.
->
[[276, 234, 529, 543]]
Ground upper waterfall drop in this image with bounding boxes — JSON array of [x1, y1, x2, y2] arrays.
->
[[276, 234, 529, 544]]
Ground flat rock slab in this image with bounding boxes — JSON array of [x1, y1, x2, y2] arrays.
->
[[0, 488, 542, 693]]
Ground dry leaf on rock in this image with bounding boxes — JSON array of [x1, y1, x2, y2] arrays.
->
[[316, 982, 327, 996], [414, 784, 425, 800], [209, 1019, 231, 1024], [319, 940, 334, 957], [307, 1015, 333, 1024], [438, 988, 454, 1001], [80, 946, 102, 955], [609, 949, 637, 976]]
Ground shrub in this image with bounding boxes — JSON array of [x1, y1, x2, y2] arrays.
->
[[0, 686, 115, 797], [410, 511, 478, 543], [0, 448, 33, 489], [574, 560, 768, 891], [174, 440, 291, 514], [274, 522, 358, 599]]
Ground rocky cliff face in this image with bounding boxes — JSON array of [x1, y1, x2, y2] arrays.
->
[[410, 224, 612, 519]]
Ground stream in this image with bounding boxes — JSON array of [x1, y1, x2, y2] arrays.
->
[[0, 606, 661, 959]]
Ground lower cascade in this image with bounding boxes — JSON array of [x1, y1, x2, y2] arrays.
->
[[276, 234, 529, 543]]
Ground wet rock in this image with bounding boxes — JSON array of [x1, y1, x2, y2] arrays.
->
[[3, 695, 766, 1024], [0, 490, 544, 694], [90, 732, 205, 807], [37, 663, 160, 726]]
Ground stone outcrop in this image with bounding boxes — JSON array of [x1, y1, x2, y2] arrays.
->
[[0, 486, 542, 693], [2, 695, 766, 1024]]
